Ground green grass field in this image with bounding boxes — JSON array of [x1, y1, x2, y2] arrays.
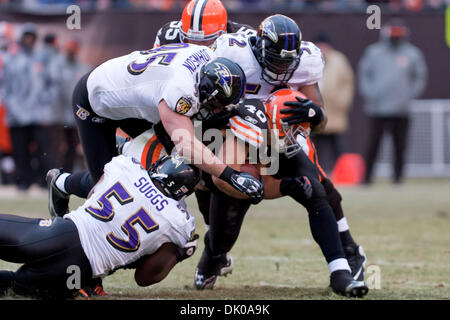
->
[[0, 178, 449, 300]]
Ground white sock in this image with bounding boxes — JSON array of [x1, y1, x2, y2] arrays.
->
[[337, 217, 349, 232], [328, 258, 351, 274], [55, 173, 70, 194]]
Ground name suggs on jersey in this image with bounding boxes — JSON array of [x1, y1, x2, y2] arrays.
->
[[134, 177, 169, 211]]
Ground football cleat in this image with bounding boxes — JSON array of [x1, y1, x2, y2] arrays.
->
[[46, 168, 70, 218], [77, 278, 109, 299], [330, 270, 369, 298], [345, 245, 367, 281], [194, 250, 234, 290]]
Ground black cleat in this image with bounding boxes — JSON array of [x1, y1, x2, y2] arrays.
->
[[345, 245, 367, 281], [194, 250, 234, 290], [46, 169, 70, 218], [330, 270, 369, 298]]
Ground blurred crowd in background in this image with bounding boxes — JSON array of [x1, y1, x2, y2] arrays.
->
[[0, 0, 434, 191], [0, 0, 447, 12], [0, 21, 91, 191]]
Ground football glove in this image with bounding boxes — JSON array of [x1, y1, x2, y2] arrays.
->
[[281, 97, 324, 126], [176, 234, 199, 262], [220, 166, 264, 204], [280, 176, 313, 205]]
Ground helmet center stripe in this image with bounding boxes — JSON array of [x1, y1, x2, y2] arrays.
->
[[193, 0, 208, 32]]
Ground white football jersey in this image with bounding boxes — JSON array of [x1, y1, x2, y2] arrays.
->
[[212, 33, 324, 101], [86, 44, 213, 122], [64, 155, 195, 278]]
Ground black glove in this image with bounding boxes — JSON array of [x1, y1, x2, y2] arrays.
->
[[220, 166, 264, 204], [281, 97, 324, 126], [175, 234, 199, 262], [280, 176, 313, 205]]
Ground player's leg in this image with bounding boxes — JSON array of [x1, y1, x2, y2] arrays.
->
[[307, 137, 367, 281], [65, 110, 117, 196], [195, 188, 211, 226], [0, 214, 92, 298], [194, 191, 251, 289], [321, 177, 366, 281], [47, 73, 118, 216], [278, 151, 368, 297]]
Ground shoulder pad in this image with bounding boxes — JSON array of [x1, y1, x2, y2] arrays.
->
[[290, 41, 324, 86], [212, 33, 248, 55], [227, 21, 257, 37], [229, 99, 269, 148]]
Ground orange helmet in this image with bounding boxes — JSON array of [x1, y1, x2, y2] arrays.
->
[[180, 0, 227, 45], [265, 89, 310, 158]]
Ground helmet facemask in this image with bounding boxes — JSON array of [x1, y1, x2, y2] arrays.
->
[[257, 38, 302, 85], [269, 122, 303, 159], [281, 123, 305, 158]]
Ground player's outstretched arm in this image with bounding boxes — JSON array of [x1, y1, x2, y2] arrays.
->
[[212, 133, 253, 200], [134, 243, 179, 287], [134, 236, 199, 287], [158, 100, 264, 203], [158, 100, 227, 177]]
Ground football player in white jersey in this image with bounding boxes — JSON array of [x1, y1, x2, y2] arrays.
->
[[46, 44, 264, 219], [0, 154, 201, 299], [212, 15, 326, 130]]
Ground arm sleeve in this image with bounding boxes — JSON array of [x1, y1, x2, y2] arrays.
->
[[293, 42, 324, 86], [305, 43, 325, 85], [161, 80, 199, 118]]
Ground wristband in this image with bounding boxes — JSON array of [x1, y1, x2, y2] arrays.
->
[[279, 178, 290, 196], [219, 166, 234, 183]]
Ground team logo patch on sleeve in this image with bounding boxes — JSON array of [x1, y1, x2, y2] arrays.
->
[[176, 97, 193, 115], [76, 105, 90, 120]]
